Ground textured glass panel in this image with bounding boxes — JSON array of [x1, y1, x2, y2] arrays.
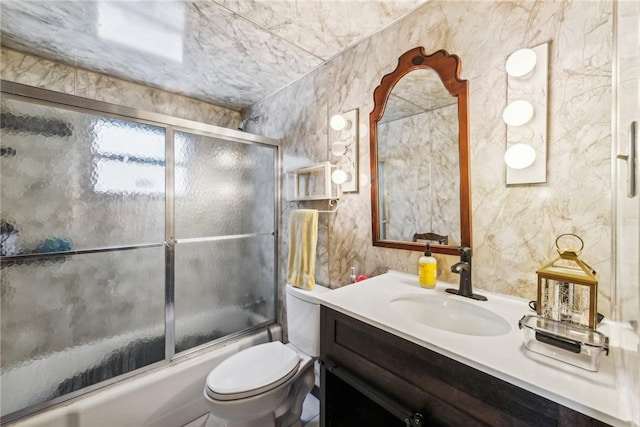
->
[[0, 98, 165, 253], [174, 235, 276, 353], [174, 131, 276, 238], [0, 247, 165, 417]]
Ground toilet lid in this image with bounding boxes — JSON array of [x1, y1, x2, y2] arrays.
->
[[206, 341, 300, 401]]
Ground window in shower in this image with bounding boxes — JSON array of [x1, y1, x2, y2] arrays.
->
[[0, 84, 278, 422], [91, 117, 187, 195]]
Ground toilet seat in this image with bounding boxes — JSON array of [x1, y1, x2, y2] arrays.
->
[[206, 341, 300, 401]]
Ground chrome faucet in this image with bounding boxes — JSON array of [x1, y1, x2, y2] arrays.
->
[[446, 247, 487, 301]]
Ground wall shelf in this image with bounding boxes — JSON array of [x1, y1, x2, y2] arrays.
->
[[285, 161, 341, 202]]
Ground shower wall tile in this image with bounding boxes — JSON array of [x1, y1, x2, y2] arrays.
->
[[246, 0, 613, 316], [1, 47, 75, 94], [1, 47, 240, 129], [74, 70, 239, 128]]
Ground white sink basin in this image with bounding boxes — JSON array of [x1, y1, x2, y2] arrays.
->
[[389, 293, 511, 337]]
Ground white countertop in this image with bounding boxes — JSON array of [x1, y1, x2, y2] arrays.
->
[[317, 271, 635, 426]]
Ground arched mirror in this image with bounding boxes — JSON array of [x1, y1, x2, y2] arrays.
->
[[370, 47, 471, 255]]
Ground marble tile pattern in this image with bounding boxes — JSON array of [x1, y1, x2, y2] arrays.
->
[[245, 0, 614, 317], [1, 47, 240, 128], [0, 0, 426, 110]]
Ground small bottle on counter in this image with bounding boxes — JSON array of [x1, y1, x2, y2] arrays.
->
[[349, 266, 356, 283], [418, 243, 437, 288]]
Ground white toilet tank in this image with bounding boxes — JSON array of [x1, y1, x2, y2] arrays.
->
[[285, 283, 330, 357]]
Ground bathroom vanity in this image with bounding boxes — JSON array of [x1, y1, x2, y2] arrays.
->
[[317, 271, 631, 426]]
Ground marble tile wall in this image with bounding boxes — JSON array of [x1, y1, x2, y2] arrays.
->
[[245, 0, 614, 316], [1, 47, 241, 128]]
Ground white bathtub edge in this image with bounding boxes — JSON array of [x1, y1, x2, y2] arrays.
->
[[7, 326, 282, 427]]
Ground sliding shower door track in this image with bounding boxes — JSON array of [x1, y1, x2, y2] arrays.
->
[[0, 242, 166, 264], [175, 233, 275, 244]]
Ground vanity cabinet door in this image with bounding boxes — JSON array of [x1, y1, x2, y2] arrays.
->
[[320, 307, 610, 427]]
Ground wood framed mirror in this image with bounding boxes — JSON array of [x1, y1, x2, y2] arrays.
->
[[369, 47, 471, 255]]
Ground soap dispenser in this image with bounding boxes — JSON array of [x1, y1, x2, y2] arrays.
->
[[418, 243, 437, 288]]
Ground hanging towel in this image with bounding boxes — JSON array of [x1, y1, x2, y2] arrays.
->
[[287, 209, 319, 290]]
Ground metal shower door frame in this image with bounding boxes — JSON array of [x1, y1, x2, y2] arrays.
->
[[0, 80, 281, 423]]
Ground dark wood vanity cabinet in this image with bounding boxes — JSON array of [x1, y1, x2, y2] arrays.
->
[[320, 307, 610, 427]]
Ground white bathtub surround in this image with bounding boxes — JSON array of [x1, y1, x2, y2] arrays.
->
[[317, 271, 637, 426], [6, 328, 280, 427]]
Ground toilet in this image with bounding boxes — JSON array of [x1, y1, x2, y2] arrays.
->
[[203, 283, 329, 427]]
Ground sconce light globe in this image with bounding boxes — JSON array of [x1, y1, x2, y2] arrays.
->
[[330, 114, 351, 131], [504, 143, 536, 169], [503, 100, 534, 127], [506, 48, 537, 78], [331, 169, 348, 185]]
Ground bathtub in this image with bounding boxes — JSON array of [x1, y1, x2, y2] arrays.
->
[[5, 310, 279, 427]]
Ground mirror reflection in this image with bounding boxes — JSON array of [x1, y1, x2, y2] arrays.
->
[[369, 48, 471, 255], [377, 69, 460, 244]]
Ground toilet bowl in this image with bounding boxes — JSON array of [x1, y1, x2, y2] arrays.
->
[[204, 283, 329, 427]]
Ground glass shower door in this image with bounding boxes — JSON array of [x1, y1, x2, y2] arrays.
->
[[1, 83, 280, 423], [173, 130, 277, 354], [0, 98, 167, 417]]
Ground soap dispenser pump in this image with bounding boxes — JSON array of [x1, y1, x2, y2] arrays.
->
[[418, 243, 437, 288]]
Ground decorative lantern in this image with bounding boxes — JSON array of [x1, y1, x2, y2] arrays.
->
[[536, 234, 599, 328]]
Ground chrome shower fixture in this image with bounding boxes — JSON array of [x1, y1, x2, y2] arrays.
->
[[237, 116, 260, 131]]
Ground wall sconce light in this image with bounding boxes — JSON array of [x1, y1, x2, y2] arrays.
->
[[504, 143, 536, 169], [505, 48, 537, 78], [504, 42, 549, 185], [329, 109, 359, 192], [502, 100, 534, 127]]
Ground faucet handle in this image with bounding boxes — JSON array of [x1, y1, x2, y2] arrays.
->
[[459, 247, 472, 262]]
